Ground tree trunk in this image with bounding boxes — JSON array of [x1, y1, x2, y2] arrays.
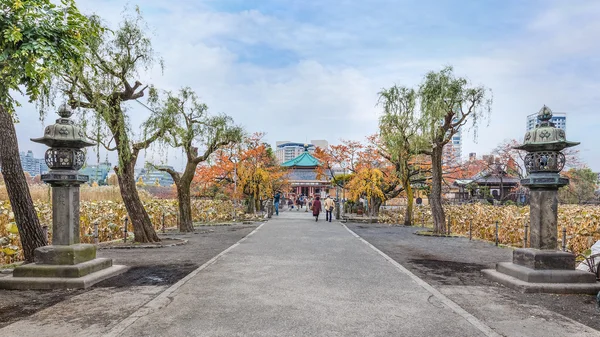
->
[[246, 196, 254, 214], [0, 105, 46, 262], [176, 180, 194, 232], [430, 147, 446, 233], [116, 162, 160, 242], [404, 178, 414, 226], [371, 198, 383, 216]]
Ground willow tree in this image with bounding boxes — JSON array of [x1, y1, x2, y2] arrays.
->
[[0, 0, 95, 261], [64, 9, 168, 242], [146, 87, 243, 232], [378, 85, 427, 226], [418, 66, 492, 233]]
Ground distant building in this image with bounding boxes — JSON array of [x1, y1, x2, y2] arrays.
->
[[135, 166, 176, 186], [19, 150, 48, 177], [80, 161, 112, 185], [527, 112, 566, 131], [275, 140, 329, 164], [442, 115, 462, 165], [281, 145, 332, 197]]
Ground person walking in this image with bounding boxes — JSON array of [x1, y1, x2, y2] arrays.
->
[[306, 196, 310, 213], [312, 196, 322, 222], [324, 195, 335, 222], [273, 191, 281, 216]]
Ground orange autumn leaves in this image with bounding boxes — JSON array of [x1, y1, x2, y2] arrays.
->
[[193, 133, 288, 210], [313, 138, 401, 203]]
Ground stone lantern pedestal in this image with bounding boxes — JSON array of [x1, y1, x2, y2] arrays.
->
[[483, 106, 600, 294], [0, 105, 126, 290]]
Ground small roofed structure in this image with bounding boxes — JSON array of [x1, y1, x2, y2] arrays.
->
[[282, 144, 332, 197]]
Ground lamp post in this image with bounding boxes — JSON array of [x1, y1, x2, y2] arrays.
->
[[483, 106, 600, 294], [0, 105, 126, 290]]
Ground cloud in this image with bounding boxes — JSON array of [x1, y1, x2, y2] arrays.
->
[[12, 0, 600, 172]]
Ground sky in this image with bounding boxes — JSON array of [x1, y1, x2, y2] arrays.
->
[[13, 0, 600, 172]]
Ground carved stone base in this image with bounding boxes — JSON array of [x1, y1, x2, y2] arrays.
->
[[0, 244, 126, 290], [13, 258, 112, 278], [34, 244, 96, 265], [483, 248, 600, 294], [482, 269, 600, 294], [0, 265, 127, 290], [512, 248, 575, 270]]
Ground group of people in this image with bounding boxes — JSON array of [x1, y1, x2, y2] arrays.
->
[[310, 195, 335, 222], [274, 192, 336, 222]]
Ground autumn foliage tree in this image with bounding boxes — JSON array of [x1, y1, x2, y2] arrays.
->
[[195, 133, 288, 214], [314, 138, 403, 216], [346, 168, 386, 217]]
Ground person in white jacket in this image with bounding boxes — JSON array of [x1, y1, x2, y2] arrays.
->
[[323, 196, 335, 222]]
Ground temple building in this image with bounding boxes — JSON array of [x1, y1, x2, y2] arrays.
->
[[281, 145, 332, 197]]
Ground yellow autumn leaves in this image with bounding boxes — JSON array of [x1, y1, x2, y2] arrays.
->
[[347, 168, 386, 202]]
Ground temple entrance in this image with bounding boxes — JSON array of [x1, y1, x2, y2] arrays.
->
[[301, 187, 309, 195]]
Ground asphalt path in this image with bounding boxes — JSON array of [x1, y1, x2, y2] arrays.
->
[[110, 211, 493, 337]]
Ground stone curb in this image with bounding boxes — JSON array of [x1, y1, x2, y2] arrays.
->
[[97, 239, 188, 250], [341, 222, 503, 337], [414, 230, 462, 238]]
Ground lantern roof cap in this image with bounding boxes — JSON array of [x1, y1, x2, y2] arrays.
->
[[30, 104, 95, 148], [513, 105, 579, 152]]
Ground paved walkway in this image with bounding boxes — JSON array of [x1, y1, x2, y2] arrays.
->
[[108, 211, 494, 337]]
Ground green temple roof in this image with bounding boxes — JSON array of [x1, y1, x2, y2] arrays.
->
[[281, 151, 321, 168]]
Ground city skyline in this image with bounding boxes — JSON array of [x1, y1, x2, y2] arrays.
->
[[10, 0, 600, 173]]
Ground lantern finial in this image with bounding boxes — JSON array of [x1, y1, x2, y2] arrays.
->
[[58, 103, 73, 119]]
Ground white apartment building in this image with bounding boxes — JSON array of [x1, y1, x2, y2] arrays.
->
[[526, 112, 566, 131], [275, 140, 329, 164]]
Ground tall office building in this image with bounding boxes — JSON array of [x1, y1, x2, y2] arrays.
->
[[275, 140, 329, 164], [527, 112, 566, 131], [442, 114, 462, 165]]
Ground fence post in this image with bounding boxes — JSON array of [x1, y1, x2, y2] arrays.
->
[[469, 220, 472, 240], [421, 213, 424, 228], [123, 217, 129, 243], [562, 227, 567, 252], [524, 221, 529, 248], [162, 213, 166, 233], [447, 216, 451, 235], [93, 221, 99, 244], [495, 221, 499, 246]]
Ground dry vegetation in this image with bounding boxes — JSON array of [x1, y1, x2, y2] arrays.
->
[[0, 185, 253, 264], [379, 204, 600, 257]]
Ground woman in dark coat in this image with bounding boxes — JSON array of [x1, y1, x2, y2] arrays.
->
[[312, 196, 322, 222]]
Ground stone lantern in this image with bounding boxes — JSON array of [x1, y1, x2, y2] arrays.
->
[[0, 105, 126, 290], [483, 106, 600, 293]]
